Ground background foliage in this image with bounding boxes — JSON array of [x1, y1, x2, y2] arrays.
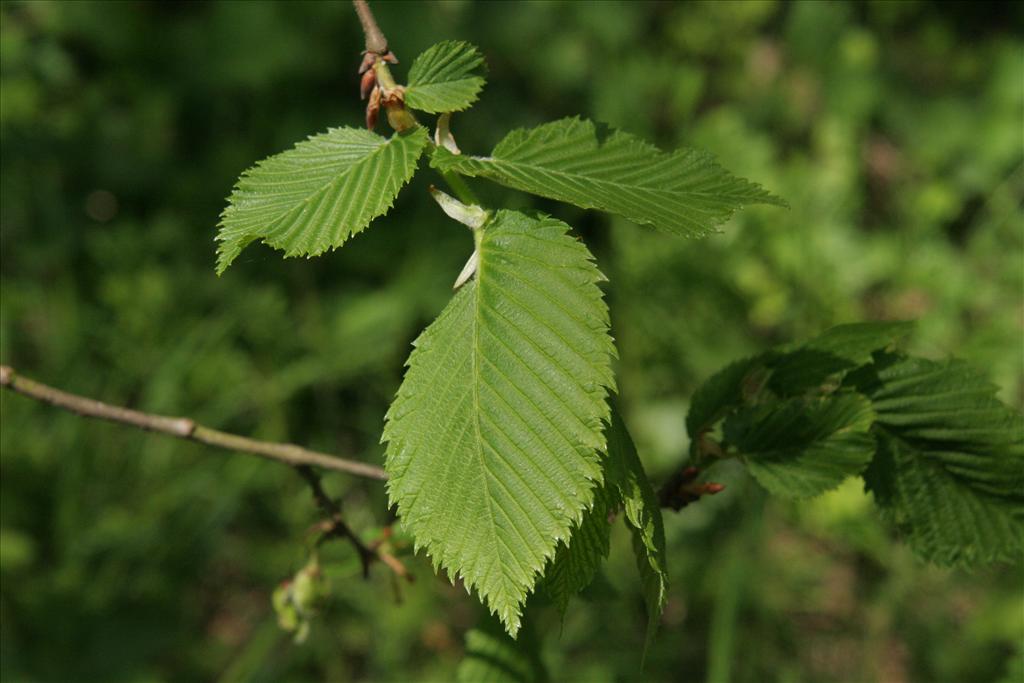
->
[[1, 1, 1021, 681]]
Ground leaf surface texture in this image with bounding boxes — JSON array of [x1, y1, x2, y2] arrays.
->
[[432, 117, 785, 237], [383, 210, 616, 635], [405, 41, 486, 113], [856, 357, 1024, 565], [725, 393, 876, 498], [216, 126, 428, 273]]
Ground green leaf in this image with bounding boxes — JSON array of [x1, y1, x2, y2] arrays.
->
[[457, 617, 547, 683], [604, 407, 668, 657], [725, 393, 877, 498], [543, 406, 671, 625], [542, 483, 613, 616], [855, 356, 1024, 565], [383, 210, 616, 636], [686, 355, 764, 440], [768, 321, 914, 397], [405, 41, 486, 113], [686, 322, 913, 439], [216, 126, 429, 274], [432, 117, 785, 238], [802, 321, 914, 365]]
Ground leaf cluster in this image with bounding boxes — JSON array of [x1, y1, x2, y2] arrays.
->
[[212, 37, 1022, 650], [688, 321, 1024, 565]]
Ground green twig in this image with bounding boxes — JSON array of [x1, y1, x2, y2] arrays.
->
[[442, 170, 481, 207]]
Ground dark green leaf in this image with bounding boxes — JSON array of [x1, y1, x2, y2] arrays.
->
[[725, 392, 877, 498], [604, 407, 668, 658], [543, 483, 614, 616], [857, 357, 1024, 565]]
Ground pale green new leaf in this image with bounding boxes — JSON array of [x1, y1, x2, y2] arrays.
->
[[725, 393, 877, 498], [405, 40, 486, 113], [432, 117, 786, 237], [604, 407, 668, 658], [216, 126, 429, 274], [383, 210, 616, 636], [855, 356, 1024, 565]]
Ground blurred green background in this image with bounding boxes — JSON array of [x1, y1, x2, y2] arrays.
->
[[1, 1, 1022, 681]]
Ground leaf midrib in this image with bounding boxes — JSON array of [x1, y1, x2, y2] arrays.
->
[[410, 76, 482, 91], [468, 155, 768, 205], [264, 135, 394, 234], [470, 242, 504, 613]]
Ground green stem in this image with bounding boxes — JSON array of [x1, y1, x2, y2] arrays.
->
[[374, 60, 398, 91], [442, 170, 480, 207]]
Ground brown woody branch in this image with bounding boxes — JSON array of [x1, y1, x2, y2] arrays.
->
[[353, 0, 388, 56], [0, 364, 410, 581], [0, 365, 387, 480]]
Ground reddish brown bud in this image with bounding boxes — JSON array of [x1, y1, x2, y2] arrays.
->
[[381, 51, 399, 64], [360, 69, 377, 100], [358, 51, 376, 74], [702, 483, 726, 495], [366, 86, 381, 130]]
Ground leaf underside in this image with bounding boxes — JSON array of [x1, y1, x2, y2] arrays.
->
[[216, 126, 429, 274], [405, 40, 486, 114], [432, 117, 786, 238], [543, 483, 614, 616], [542, 406, 668, 656], [856, 357, 1024, 565], [604, 408, 668, 659], [383, 210, 616, 636]]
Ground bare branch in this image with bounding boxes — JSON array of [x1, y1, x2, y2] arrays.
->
[[297, 465, 414, 583], [0, 365, 387, 481], [297, 465, 376, 576]]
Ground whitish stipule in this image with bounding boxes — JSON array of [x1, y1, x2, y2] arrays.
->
[[453, 250, 479, 290]]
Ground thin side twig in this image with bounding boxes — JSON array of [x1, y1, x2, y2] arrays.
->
[[0, 365, 387, 481], [297, 465, 413, 583]]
